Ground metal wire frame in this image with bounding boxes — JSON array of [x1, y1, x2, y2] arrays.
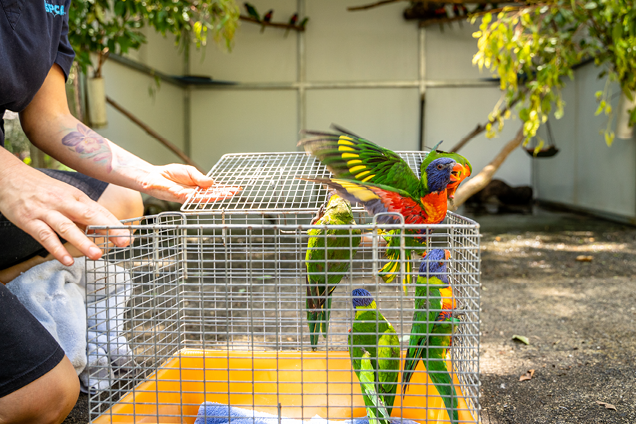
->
[[181, 151, 437, 212], [85, 211, 480, 424]]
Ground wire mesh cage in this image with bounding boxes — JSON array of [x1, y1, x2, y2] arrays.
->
[[85, 152, 481, 424]]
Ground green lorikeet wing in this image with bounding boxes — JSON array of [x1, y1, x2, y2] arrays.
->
[[402, 250, 459, 423], [402, 278, 444, 391], [306, 194, 361, 350], [299, 131, 423, 195], [378, 229, 431, 291], [426, 317, 460, 424], [403, 250, 453, 393], [356, 349, 392, 424], [349, 289, 401, 416]]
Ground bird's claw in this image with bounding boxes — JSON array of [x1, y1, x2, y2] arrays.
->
[[311, 204, 326, 225]]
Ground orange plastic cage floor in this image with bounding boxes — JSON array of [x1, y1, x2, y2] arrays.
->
[[94, 349, 477, 424]]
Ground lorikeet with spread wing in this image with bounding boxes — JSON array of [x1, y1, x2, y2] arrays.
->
[[298, 129, 470, 291], [306, 193, 361, 351], [402, 249, 459, 424], [349, 288, 401, 423]]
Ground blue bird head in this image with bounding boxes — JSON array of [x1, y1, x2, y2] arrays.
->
[[351, 288, 375, 308], [418, 249, 450, 284], [425, 157, 460, 193]]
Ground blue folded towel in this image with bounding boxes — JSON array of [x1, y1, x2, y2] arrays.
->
[[194, 402, 420, 424]]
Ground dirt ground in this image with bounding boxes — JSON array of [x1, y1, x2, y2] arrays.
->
[[64, 206, 636, 424], [472, 207, 636, 424]]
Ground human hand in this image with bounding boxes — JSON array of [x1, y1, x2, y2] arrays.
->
[[139, 164, 241, 204], [0, 160, 130, 267]]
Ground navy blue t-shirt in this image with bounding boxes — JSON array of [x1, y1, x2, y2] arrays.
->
[[0, 0, 75, 147]]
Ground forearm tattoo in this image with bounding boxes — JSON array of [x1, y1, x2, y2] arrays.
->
[[61, 123, 113, 172]]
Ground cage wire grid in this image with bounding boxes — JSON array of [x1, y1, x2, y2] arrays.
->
[[85, 151, 481, 424], [181, 152, 436, 212]]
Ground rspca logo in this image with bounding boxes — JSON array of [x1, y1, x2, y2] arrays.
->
[[44, 0, 65, 16]]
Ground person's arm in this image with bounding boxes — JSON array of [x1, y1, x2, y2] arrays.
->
[[1, 63, 215, 266], [20, 64, 214, 203]]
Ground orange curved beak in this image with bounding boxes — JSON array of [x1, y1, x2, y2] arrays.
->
[[447, 163, 471, 200], [449, 163, 464, 183], [444, 249, 451, 260]]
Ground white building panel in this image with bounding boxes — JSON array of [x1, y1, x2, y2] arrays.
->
[[190, 89, 298, 170], [306, 88, 421, 151], [99, 60, 185, 167]]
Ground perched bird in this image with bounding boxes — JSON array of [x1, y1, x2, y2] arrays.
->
[[284, 13, 298, 37], [298, 129, 468, 291], [452, 4, 464, 27], [306, 193, 361, 351], [261, 9, 273, 32], [298, 16, 309, 30], [433, 5, 448, 31], [243, 2, 260, 21], [402, 249, 459, 424], [349, 289, 400, 422]]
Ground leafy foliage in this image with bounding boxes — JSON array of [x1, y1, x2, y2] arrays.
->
[[472, 0, 636, 146], [69, 0, 239, 76]]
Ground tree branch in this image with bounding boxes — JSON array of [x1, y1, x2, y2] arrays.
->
[[450, 126, 524, 209], [105, 96, 205, 173], [349, 0, 507, 11], [450, 96, 521, 153], [348, 0, 404, 11], [239, 15, 306, 31]]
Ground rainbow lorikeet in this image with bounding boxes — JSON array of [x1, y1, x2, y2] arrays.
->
[[298, 129, 469, 291], [373, 141, 471, 290], [243, 2, 260, 21], [261, 9, 273, 32], [284, 13, 298, 37], [306, 193, 361, 351], [402, 249, 459, 424], [349, 289, 400, 424]]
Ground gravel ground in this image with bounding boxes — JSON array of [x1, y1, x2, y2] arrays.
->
[[63, 207, 636, 424], [470, 207, 636, 424]]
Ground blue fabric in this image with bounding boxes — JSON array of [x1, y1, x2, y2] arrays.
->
[[0, 0, 75, 146], [194, 402, 420, 424]]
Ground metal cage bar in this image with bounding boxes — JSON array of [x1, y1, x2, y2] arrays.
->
[[86, 151, 480, 424], [85, 212, 480, 424]]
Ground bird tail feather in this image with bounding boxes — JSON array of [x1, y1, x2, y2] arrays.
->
[[428, 361, 459, 424]]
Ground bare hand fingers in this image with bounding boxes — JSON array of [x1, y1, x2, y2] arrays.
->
[[25, 220, 75, 266], [162, 164, 214, 188], [192, 185, 243, 202], [65, 196, 132, 248], [45, 211, 104, 261], [187, 167, 214, 188]]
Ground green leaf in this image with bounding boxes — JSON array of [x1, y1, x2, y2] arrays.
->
[[512, 335, 530, 345], [584, 2, 598, 9], [114, 1, 125, 17]]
